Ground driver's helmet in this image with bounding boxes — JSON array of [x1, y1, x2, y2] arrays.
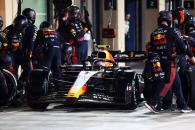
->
[[96, 50, 115, 67]]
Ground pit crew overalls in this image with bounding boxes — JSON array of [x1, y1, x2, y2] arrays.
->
[[34, 30, 61, 79], [20, 23, 37, 81], [146, 24, 192, 109], [0, 32, 9, 105], [65, 20, 89, 64], [0, 31, 8, 53], [1, 25, 24, 79], [176, 29, 195, 101], [188, 30, 195, 56]]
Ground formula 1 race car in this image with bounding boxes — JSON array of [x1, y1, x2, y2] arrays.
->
[[27, 49, 145, 110]]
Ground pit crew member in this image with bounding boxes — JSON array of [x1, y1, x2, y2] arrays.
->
[[144, 10, 195, 113]]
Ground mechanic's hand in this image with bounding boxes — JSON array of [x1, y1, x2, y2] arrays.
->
[[27, 50, 32, 58], [25, 50, 33, 62], [191, 56, 195, 65], [183, 35, 193, 41]]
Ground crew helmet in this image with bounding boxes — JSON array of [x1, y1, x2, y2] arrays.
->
[[186, 16, 195, 31], [22, 8, 36, 24], [158, 10, 172, 26], [172, 7, 190, 25], [39, 21, 52, 30], [68, 5, 80, 21], [13, 15, 28, 32]]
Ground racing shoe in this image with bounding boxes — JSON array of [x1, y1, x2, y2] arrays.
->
[[180, 106, 192, 113], [144, 102, 160, 114]]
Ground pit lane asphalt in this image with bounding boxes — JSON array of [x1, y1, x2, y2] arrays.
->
[[0, 103, 195, 130], [1, 62, 193, 130]]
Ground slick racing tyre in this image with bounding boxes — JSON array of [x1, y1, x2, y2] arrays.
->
[[27, 69, 51, 110], [116, 71, 138, 110], [124, 79, 137, 110], [185, 68, 195, 109], [2, 69, 17, 103], [0, 71, 8, 105]]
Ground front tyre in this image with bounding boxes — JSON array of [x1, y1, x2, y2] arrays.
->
[[124, 79, 137, 110], [27, 69, 51, 110], [2, 69, 17, 102]]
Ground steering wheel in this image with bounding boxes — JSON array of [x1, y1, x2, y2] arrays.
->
[[91, 58, 117, 70]]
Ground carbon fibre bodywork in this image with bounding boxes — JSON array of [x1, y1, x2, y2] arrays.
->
[[27, 51, 145, 110]]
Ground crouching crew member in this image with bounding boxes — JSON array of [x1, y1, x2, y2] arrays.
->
[[1, 15, 28, 79], [0, 16, 9, 105], [144, 10, 195, 113], [0, 15, 28, 105], [34, 21, 61, 79]]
